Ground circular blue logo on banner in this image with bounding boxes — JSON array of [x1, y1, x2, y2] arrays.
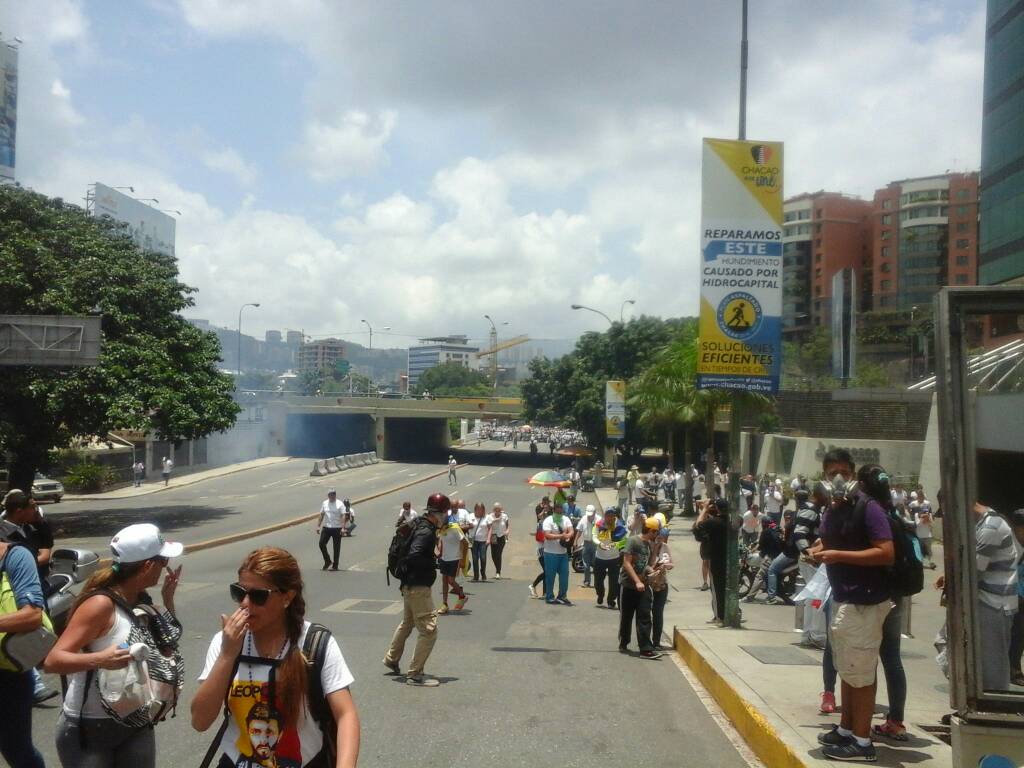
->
[[717, 292, 763, 340]]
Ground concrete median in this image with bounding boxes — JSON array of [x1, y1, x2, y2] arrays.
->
[[332, 457, 348, 472], [369, 451, 380, 464], [309, 460, 328, 477]]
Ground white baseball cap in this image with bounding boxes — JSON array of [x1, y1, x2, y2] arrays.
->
[[910, 491, 918, 499], [585, 504, 596, 514], [110, 523, 183, 564]]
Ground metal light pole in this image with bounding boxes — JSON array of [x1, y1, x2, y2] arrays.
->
[[620, 299, 636, 323], [570, 303, 613, 326], [237, 303, 260, 378], [723, 0, 750, 629], [908, 305, 918, 381]]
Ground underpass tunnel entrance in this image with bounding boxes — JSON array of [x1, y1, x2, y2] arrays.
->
[[379, 417, 449, 462], [285, 413, 374, 458]]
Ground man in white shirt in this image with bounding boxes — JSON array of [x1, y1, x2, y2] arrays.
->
[[397, 501, 418, 525], [576, 504, 600, 587], [315, 489, 344, 570], [764, 480, 784, 523], [448, 456, 458, 486], [541, 503, 575, 605], [161, 456, 173, 486], [488, 503, 510, 579], [741, 504, 762, 547]]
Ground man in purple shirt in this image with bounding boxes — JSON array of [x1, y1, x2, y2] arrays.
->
[[809, 463, 895, 762]]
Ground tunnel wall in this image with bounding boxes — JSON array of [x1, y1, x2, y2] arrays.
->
[[285, 413, 374, 458]]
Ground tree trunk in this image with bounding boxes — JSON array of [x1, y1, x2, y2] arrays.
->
[[8, 441, 46, 493], [706, 411, 717, 500], [682, 427, 694, 516], [666, 428, 674, 471]]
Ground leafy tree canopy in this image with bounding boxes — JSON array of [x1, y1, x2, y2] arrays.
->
[[0, 185, 239, 488], [413, 362, 491, 397]]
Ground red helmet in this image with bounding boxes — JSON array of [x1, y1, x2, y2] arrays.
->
[[425, 493, 452, 515]]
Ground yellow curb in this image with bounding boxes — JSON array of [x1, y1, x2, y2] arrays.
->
[[183, 463, 467, 555], [673, 626, 810, 768]]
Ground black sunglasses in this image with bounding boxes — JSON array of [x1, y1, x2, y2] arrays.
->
[[229, 582, 280, 606]]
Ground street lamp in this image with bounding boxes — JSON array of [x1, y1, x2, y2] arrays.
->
[[237, 302, 260, 377], [360, 319, 390, 350], [620, 299, 636, 323], [908, 305, 919, 381], [483, 314, 509, 388], [570, 304, 613, 326]]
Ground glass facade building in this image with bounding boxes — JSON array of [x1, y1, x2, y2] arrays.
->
[[979, 0, 1024, 285]]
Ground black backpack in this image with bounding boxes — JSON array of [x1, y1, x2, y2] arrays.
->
[[847, 496, 924, 598], [386, 519, 416, 585], [304, 623, 337, 765]]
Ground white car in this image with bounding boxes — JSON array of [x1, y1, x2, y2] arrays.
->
[[32, 473, 64, 503]]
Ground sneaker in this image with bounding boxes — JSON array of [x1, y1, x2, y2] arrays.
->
[[406, 676, 440, 687], [741, 595, 756, 603], [765, 596, 786, 605], [872, 720, 908, 742], [821, 741, 877, 762], [436, 604, 449, 615], [470, 578, 479, 583], [639, 651, 663, 660], [454, 596, 468, 611], [545, 599, 557, 605], [817, 726, 854, 747], [699, 584, 710, 591], [321, 563, 330, 571], [494, 574, 501, 580], [382, 658, 401, 674], [819, 691, 837, 715], [618, 645, 629, 653], [555, 597, 573, 606], [596, 596, 604, 606], [528, 586, 538, 598], [608, 601, 618, 610], [33, 686, 58, 705]]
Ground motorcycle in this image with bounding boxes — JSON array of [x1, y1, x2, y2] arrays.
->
[[47, 547, 100, 634]]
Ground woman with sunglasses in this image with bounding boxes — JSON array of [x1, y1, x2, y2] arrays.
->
[[192, 546, 360, 768], [45, 523, 183, 767]]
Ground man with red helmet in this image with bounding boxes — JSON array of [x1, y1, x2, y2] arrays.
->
[[384, 492, 448, 687]]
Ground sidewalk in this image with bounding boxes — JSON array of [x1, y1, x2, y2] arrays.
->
[[63, 456, 294, 500], [595, 488, 952, 768]]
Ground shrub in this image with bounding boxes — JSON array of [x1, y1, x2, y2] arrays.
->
[[62, 462, 115, 492]]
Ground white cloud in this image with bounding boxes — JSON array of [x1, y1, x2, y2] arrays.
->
[[201, 147, 258, 187], [297, 110, 396, 182]]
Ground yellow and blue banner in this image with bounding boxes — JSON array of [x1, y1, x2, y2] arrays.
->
[[605, 380, 626, 441], [697, 138, 784, 394]]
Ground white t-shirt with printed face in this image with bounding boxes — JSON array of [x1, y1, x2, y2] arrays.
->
[[541, 514, 573, 555], [488, 512, 509, 537], [438, 523, 465, 562], [469, 514, 491, 542], [320, 499, 343, 528], [198, 621, 354, 768]]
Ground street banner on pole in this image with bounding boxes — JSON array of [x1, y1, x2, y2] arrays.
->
[[697, 138, 784, 394], [605, 380, 626, 441]]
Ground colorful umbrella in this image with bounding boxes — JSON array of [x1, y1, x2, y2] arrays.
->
[[526, 470, 571, 488]]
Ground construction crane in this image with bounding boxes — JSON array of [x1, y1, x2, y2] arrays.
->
[[476, 334, 529, 387]]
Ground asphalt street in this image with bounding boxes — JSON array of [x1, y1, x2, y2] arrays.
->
[[30, 453, 750, 768]]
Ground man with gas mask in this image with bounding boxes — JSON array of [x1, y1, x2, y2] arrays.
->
[[808, 451, 896, 761]]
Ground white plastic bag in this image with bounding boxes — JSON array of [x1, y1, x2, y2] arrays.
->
[[97, 643, 157, 721], [795, 563, 831, 608]]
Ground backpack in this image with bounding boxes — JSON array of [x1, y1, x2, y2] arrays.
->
[[304, 623, 337, 765], [847, 496, 924, 598], [386, 519, 416, 585]]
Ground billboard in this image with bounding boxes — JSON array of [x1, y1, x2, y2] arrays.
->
[[697, 138, 784, 393], [91, 182, 177, 257], [0, 42, 17, 181], [605, 380, 626, 441]]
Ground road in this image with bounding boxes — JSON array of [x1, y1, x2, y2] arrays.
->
[[30, 455, 751, 768]]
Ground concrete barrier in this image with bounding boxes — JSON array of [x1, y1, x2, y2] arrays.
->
[[332, 457, 347, 472], [356, 453, 369, 467], [344, 455, 358, 469], [325, 458, 339, 473], [309, 460, 328, 477], [369, 451, 380, 464]]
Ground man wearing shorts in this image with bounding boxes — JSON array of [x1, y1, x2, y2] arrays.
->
[[810, 459, 894, 762]]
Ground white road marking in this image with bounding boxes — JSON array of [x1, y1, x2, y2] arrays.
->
[[670, 651, 766, 768], [323, 598, 402, 615]]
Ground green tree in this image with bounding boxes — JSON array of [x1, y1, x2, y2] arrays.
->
[[297, 368, 325, 395], [0, 185, 239, 489], [782, 326, 837, 389], [413, 362, 491, 397], [851, 361, 892, 388]]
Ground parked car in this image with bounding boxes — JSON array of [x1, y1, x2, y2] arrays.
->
[[32, 473, 64, 503]]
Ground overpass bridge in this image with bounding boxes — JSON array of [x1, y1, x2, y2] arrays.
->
[[258, 394, 522, 460]]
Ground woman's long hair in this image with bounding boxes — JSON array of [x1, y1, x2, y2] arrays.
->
[[239, 547, 307, 730], [72, 561, 148, 612]]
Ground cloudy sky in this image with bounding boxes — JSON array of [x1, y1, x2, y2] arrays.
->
[[2, 0, 985, 349]]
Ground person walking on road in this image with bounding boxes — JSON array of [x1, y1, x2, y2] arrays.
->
[[576, 504, 599, 587], [619, 518, 662, 659], [161, 456, 173, 486], [447, 456, 457, 486], [384, 494, 448, 687], [133, 460, 145, 487], [0, 537, 48, 767], [192, 546, 361, 764], [437, 509, 468, 614], [487, 503, 509, 579], [47, 523, 184, 768], [593, 507, 626, 609], [468, 503, 492, 582], [341, 498, 356, 537], [541, 503, 574, 605], [649, 527, 674, 650], [316, 488, 344, 571], [626, 465, 639, 504]]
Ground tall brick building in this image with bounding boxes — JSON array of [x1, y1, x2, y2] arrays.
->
[[782, 192, 873, 339]]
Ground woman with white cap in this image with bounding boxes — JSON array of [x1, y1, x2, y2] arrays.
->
[[45, 523, 183, 767]]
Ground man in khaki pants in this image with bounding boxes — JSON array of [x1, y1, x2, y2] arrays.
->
[[384, 492, 448, 687]]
